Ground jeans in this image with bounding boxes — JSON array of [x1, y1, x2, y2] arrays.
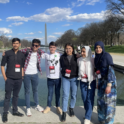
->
[[4, 78, 22, 114], [62, 77, 78, 112], [47, 78, 61, 107], [80, 80, 96, 120], [23, 74, 39, 108]]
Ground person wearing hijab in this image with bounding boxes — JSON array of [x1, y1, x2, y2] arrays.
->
[[94, 41, 117, 124], [77, 46, 96, 124]]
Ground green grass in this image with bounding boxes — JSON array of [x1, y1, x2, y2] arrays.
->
[[91, 46, 124, 53]]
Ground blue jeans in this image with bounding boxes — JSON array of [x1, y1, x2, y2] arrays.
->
[[23, 74, 39, 108], [47, 78, 61, 107], [62, 77, 78, 112], [80, 80, 96, 120]]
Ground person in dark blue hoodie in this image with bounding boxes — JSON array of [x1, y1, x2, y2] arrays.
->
[[94, 41, 117, 124]]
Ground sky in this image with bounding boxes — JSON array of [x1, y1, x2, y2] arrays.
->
[[0, 0, 107, 44]]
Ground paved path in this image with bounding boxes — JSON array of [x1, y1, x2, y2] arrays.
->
[[0, 106, 123, 124]]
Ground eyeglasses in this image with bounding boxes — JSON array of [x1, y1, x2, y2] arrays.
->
[[32, 44, 39, 47]]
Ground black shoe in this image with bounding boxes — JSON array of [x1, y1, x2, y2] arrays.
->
[[2, 113, 8, 123], [69, 107, 75, 117], [99, 121, 105, 124], [61, 112, 66, 122], [13, 111, 24, 117]]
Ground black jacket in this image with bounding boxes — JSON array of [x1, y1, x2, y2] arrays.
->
[[1, 49, 25, 79], [60, 54, 78, 79]]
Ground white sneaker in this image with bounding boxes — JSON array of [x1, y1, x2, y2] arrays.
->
[[27, 108, 32, 117], [84, 119, 90, 124], [35, 105, 44, 112]]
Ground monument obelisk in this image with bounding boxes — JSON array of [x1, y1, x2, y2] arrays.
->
[[45, 23, 47, 46]]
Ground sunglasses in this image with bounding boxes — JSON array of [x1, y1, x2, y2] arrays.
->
[[32, 44, 39, 47]]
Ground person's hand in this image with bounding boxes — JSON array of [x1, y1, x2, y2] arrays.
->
[[27, 47, 31, 49], [105, 86, 111, 94], [2, 51, 5, 56], [4, 77, 7, 81]]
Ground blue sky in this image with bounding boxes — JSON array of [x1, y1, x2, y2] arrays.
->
[[0, 0, 106, 44]]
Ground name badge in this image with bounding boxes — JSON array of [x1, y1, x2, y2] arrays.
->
[[96, 70, 101, 79], [65, 69, 71, 77], [49, 66, 55, 74], [15, 64, 20, 72], [81, 74, 88, 82]]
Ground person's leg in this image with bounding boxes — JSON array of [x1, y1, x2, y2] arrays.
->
[[55, 78, 61, 107], [12, 79, 22, 113], [69, 77, 78, 109], [3, 78, 13, 113], [84, 81, 96, 120], [23, 75, 31, 108], [80, 81, 88, 111], [47, 78, 54, 107], [31, 74, 39, 106], [62, 77, 70, 112]]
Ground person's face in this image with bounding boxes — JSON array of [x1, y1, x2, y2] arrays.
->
[[32, 43, 40, 51], [12, 41, 21, 50], [65, 45, 73, 55], [49, 45, 56, 54], [95, 45, 102, 54], [81, 48, 86, 58]]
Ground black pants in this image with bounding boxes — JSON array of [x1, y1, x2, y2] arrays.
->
[[4, 78, 22, 114]]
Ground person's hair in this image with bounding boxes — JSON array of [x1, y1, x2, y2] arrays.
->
[[12, 38, 21, 43], [49, 41, 57, 47], [81, 46, 85, 50], [32, 39, 41, 46], [64, 43, 75, 55]]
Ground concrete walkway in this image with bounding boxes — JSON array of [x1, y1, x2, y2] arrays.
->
[[0, 106, 123, 124]]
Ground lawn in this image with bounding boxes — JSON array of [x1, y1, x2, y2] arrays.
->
[[91, 46, 124, 53]]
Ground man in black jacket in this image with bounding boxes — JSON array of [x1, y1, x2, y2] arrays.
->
[[1, 38, 25, 123]]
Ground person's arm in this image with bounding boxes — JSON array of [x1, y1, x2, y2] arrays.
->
[[1, 52, 7, 81], [22, 68, 24, 79], [19, 48, 28, 54]]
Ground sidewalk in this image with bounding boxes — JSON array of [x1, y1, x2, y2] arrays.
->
[[0, 106, 123, 124]]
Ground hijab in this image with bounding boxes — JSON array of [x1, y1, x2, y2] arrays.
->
[[94, 41, 114, 69]]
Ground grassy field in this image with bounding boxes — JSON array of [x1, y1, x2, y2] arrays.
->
[[91, 46, 124, 53]]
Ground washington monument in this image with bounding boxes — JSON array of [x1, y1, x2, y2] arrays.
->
[[45, 23, 47, 46]]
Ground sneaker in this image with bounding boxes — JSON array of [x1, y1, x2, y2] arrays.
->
[[2, 113, 8, 123], [84, 119, 90, 124], [27, 108, 32, 117], [69, 107, 75, 117], [35, 105, 44, 112], [13, 111, 24, 117], [61, 112, 66, 122], [43, 106, 50, 114], [56, 107, 62, 115]]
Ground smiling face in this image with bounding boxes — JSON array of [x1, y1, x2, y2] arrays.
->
[[95, 45, 102, 54], [12, 41, 21, 50], [65, 45, 73, 55], [32, 43, 40, 52], [81, 48, 86, 58], [49, 45, 56, 54]]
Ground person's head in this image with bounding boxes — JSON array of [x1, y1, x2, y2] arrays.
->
[[32, 39, 41, 52], [12, 38, 21, 50], [81, 46, 91, 58], [94, 41, 104, 54], [64, 43, 75, 55], [49, 41, 57, 54]]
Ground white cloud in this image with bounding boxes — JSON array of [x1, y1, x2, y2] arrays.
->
[[53, 32, 64, 35], [6, 16, 29, 22], [38, 31, 42, 33], [25, 32, 34, 35], [7, 35, 12, 38], [0, 0, 9, 3], [18, 33, 22, 35], [0, 19, 2, 21], [0, 28, 12, 34], [66, 11, 105, 22], [9, 22, 23, 27], [48, 35, 57, 38], [62, 24, 71, 26], [29, 7, 73, 23], [24, 37, 43, 40], [27, 2, 32, 5], [87, 0, 101, 5]]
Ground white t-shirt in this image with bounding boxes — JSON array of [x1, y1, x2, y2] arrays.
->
[[41, 52, 61, 79], [25, 52, 38, 75]]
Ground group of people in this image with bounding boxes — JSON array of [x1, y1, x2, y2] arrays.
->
[[1, 38, 117, 124]]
